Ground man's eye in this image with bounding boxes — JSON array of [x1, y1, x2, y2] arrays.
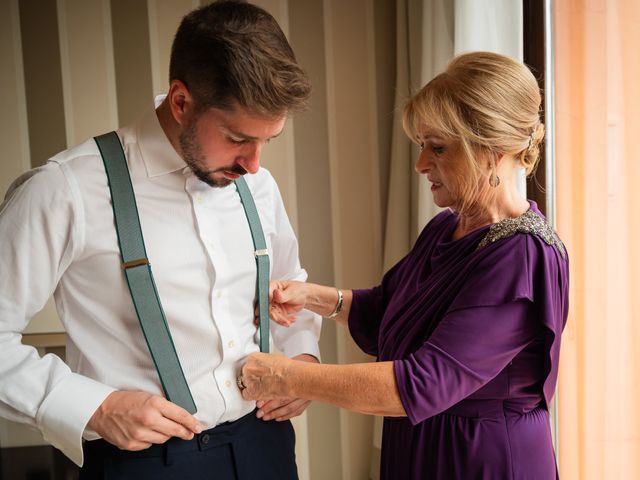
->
[[229, 137, 247, 145]]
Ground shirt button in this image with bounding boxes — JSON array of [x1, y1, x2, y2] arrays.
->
[[216, 290, 223, 299], [228, 340, 235, 348], [225, 380, 232, 388], [195, 195, 203, 204]]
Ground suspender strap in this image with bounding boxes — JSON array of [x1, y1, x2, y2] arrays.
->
[[94, 132, 197, 414], [234, 177, 270, 353]]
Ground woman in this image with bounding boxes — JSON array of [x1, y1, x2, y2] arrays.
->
[[240, 52, 568, 479]]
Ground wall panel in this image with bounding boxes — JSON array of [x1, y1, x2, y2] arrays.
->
[[323, 0, 383, 478], [0, 0, 30, 196], [288, 3, 342, 479], [147, 0, 199, 97], [57, 0, 119, 145], [111, 0, 154, 126], [19, 0, 67, 168]]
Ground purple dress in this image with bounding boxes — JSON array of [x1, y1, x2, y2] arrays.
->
[[349, 202, 568, 479]]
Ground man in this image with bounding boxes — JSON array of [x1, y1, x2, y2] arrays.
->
[[0, 1, 320, 478]]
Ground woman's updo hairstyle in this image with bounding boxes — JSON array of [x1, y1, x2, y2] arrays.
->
[[403, 51, 544, 210]]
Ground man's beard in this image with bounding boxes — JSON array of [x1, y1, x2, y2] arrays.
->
[[178, 119, 246, 188]]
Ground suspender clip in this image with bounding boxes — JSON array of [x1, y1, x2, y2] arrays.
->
[[122, 258, 150, 270], [255, 249, 269, 257]]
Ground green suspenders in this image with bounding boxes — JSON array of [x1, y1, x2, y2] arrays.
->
[[94, 131, 270, 414], [234, 178, 271, 354]]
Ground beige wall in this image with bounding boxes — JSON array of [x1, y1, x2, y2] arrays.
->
[[0, 1, 397, 478], [0, 0, 30, 196], [19, 0, 67, 169], [111, 0, 154, 126]]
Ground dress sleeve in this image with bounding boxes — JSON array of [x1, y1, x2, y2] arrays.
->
[[347, 212, 452, 357], [348, 286, 385, 356], [394, 300, 540, 425], [348, 254, 411, 357], [393, 234, 547, 425]]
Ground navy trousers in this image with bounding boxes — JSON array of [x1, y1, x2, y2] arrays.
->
[[79, 410, 298, 480]]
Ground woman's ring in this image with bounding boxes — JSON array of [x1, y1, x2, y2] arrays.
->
[[237, 375, 246, 391]]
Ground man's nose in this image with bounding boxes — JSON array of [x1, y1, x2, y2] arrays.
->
[[238, 143, 262, 174]]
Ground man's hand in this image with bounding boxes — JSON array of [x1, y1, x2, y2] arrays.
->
[[250, 354, 318, 421], [87, 391, 203, 450]]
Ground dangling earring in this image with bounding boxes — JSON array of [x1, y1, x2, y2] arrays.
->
[[489, 155, 500, 187], [489, 171, 500, 187]]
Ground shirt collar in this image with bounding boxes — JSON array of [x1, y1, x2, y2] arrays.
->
[[136, 95, 187, 178]]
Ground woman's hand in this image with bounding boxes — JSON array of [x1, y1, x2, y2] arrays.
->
[[254, 354, 317, 421], [268, 280, 311, 327], [240, 352, 294, 401]]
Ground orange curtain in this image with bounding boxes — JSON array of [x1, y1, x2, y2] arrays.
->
[[555, 0, 640, 478]]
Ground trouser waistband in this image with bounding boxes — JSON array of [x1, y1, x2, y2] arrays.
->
[[84, 409, 256, 463]]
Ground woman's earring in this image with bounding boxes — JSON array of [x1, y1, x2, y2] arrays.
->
[[489, 171, 500, 187]]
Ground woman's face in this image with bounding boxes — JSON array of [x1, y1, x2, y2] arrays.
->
[[414, 129, 467, 209]]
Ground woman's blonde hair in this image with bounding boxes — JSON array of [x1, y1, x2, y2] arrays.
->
[[403, 51, 544, 213]]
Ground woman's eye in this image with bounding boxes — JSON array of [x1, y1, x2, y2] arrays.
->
[[431, 145, 445, 155]]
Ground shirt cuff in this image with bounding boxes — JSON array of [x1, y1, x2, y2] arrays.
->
[[36, 373, 116, 466], [279, 330, 321, 362]]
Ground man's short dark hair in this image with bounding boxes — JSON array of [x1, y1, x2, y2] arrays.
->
[[169, 0, 310, 117]]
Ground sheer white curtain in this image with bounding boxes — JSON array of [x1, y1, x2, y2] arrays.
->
[[385, 0, 523, 258], [453, 0, 526, 198]]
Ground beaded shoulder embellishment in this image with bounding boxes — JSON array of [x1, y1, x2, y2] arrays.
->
[[476, 210, 566, 258]]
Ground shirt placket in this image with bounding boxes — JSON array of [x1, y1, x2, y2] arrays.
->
[[186, 178, 244, 417]]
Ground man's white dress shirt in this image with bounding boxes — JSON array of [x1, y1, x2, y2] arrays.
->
[[0, 105, 321, 466]]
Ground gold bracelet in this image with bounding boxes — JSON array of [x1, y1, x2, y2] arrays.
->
[[326, 288, 343, 318]]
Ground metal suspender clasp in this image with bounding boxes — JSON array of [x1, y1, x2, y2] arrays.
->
[[254, 249, 269, 257], [122, 258, 150, 270]]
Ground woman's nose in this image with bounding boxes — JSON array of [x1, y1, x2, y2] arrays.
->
[[415, 150, 431, 174]]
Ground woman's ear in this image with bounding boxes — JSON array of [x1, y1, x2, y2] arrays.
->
[[167, 79, 194, 126]]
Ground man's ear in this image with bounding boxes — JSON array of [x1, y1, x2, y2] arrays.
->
[[167, 79, 194, 126]]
